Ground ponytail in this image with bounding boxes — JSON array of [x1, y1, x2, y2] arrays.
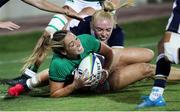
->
[[21, 31, 51, 72], [91, 1, 116, 28], [21, 30, 69, 72], [102, 0, 115, 12]]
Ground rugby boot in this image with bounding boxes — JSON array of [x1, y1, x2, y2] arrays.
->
[[5, 74, 30, 86], [136, 95, 166, 109], [8, 82, 31, 97]]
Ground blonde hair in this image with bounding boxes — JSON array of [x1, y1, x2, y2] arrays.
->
[[91, 1, 116, 28], [21, 30, 68, 72]]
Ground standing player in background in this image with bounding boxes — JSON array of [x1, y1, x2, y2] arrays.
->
[[137, 0, 180, 108], [0, 0, 82, 30]]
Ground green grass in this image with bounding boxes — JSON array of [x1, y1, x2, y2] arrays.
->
[[1, 17, 180, 111]]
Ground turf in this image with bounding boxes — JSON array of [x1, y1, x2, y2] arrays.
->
[[1, 17, 180, 111]]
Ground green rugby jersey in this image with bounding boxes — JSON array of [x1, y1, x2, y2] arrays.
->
[[49, 34, 100, 84]]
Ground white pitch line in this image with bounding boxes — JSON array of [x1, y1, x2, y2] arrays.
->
[[130, 42, 156, 47], [0, 59, 22, 65], [0, 56, 52, 65], [0, 95, 6, 99]]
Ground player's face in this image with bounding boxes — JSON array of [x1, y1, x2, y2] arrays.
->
[[64, 32, 84, 56], [93, 19, 113, 42]]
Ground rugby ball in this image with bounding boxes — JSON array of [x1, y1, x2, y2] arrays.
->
[[78, 53, 104, 87]]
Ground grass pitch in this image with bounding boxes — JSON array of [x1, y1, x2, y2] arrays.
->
[[1, 17, 180, 111]]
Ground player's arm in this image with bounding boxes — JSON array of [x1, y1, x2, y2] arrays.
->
[[21, 0, 82, 20], [50, 81, 76, 98], [98, 42, 114, 73], [50, 73, 89, 98], [22, 0, 67, 14]]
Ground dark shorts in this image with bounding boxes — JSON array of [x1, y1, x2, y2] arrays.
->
[[90, 80, 110, 92], [77, 80, 110, 93], [166, 0, 180, 34]]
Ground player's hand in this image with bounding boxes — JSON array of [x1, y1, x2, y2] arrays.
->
[[73, 69, 92, 89], [98, 69, 109, 84], [0, 21, 20, 31]]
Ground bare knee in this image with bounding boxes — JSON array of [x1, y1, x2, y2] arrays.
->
[[144, 49, 154, 62]]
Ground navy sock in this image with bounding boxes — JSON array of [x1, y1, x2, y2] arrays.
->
[[154, 56, 171, 88]]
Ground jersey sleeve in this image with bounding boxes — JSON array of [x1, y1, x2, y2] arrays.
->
[[49, 59, 70, 82], [79, 34, 101, 53]]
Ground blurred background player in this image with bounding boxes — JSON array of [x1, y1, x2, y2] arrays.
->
[[137, 0, 180, 108]]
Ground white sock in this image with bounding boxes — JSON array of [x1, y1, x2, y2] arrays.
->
[[26, 76, 40, 89], [149, 86, 164, 101], [45, 14, 68, 36], [24, 68, 36, 77]]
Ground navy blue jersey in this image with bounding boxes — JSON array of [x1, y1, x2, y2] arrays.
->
[[0, 0, 10, 7], [166, 0, 180, 34], [70, 16, 124, 47]]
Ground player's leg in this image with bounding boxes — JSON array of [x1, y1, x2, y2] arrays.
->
[[111, 48, 154, 71], [149, 64, 180, 81], [137, 0, 180, 108], [168, 66, 180, 80], [26, 69, 49, 89], [136, 32, 172, 109], [108, 63, 154, 90], [7, 69, 49, 96]]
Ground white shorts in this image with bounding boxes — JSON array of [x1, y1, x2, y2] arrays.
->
[[164, 32, 180, 64], [64, 0, 102, 13]]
